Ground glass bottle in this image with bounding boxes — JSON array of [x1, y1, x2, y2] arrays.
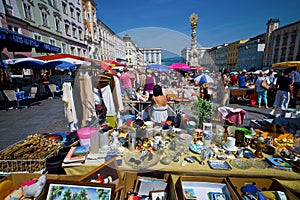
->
[[128, 129, 136, 151], [90, 128, 100, 154]]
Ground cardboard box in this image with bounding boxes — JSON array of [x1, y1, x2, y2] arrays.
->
[[121, 171, 175, 200], [227, 177, 299, 200], [0, 173, 82, 200], [175, 176, 239, 200]]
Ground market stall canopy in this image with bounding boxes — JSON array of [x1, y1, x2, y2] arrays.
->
[[147, 64, 169, 71], [43, 60, 78, 71], [34, 54, 115, 75], [45, 58, 91, 66], [272, 61, 300, 71], [0, 27, 61, 53], [194, 74, 214, 84], [3, 57, 45, 69], [168, 63, 191, 70]]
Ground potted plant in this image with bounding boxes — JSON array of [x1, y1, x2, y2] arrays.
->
[[192, 96, 214, 129]]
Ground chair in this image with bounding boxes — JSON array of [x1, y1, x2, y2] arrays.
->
[[3, 90, 27, 110], [27, 87, 39, 106], [48, 84, 61, 99]]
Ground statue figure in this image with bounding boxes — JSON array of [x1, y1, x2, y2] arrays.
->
[[254, 132, 265, 158]]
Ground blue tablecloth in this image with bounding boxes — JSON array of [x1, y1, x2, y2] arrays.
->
[[15, 91, 25, 100]]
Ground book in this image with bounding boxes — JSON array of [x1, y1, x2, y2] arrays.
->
[[265, 157, 292, 171], [63, 145, 89, 163]]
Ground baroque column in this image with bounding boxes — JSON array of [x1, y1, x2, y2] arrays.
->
[[189, 13, 200, 67]]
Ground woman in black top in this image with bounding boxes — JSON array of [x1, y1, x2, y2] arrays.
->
[[269, 69, 293, 116]]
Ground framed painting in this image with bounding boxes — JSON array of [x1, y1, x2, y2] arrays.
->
[[149, 190, 167, 200], [78, 158, 124, 192], [44, 179, 115, 200]]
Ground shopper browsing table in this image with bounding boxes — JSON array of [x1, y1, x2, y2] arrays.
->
[[148, 85, 168, 124]]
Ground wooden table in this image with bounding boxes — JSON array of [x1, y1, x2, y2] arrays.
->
[[227, 86, 255, 105], [63, 151, 300, 181]]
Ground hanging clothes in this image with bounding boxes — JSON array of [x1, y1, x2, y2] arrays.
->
[[62, 82, 78, 131], [72, 71, 97, 128]]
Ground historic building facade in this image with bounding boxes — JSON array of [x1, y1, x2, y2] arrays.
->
[[140, 48, 162, 66], [215, 44, 228, 71], [238, 34, 265, 71], [264, 19, 300, 66], [123, 33, 139, 67], [226, 39, 248, 71]]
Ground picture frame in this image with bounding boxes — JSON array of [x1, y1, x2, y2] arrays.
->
[[44, 179, 115, 200], [149, 190, 167, 200], [78, 158, 124, 192]]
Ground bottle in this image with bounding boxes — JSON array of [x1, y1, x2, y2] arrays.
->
[[128, 130, 136, 151], [90, 129, 100, 154], [214, 129, 223, 147]]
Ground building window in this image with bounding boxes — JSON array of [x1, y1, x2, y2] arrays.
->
[[61, 43, 67, 53], [52, 0, 58, 9], [78, 29, 83, 40], [70, 6, 75, 19], [70, 46, 75, 55], [34, 34, 42, 41], [77, 10, 81, 22], [62, 2, 67, 14], [49, 39, 56, 46], [41, 10, 48, 26], [7, 24, 20, 33], [55, 17, 61, 32], [4, 0, 12, 6], [72, 26, 77, 38], [23, 1, 33, 21], [65, 24, 70, 36]]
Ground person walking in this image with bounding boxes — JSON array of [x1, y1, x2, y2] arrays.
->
[[237, 69, 247, 100], [254, 71, 270, 108], [269, 69, 293, 116], [290, 67, 300, 108], [144, 69, 156, 97], [238, 69, 247, 88], [120, 67, 134, 99]]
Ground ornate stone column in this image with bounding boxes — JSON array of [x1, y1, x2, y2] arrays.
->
[[189, 13, 200, 67]]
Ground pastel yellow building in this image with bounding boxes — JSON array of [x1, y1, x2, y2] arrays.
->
[[227, 39, 248, 71]]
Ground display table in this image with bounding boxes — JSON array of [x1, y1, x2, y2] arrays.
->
[[63, 152, 300, 180], [227, 86, 255, 105], [273, 117, 300, 134]]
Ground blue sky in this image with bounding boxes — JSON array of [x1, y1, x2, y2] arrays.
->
[[95, 0, 300, 55]]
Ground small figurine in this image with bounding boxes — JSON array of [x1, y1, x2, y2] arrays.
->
[[254, 132, 265, 158], [97, 174, 104, 183]]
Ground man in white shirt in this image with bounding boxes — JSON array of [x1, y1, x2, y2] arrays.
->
[[291, 68, 300, 108]]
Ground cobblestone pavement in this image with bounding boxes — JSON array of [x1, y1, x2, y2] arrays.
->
[[0, 97, 298, 151]]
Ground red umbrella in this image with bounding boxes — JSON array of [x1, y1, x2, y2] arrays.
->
[[192, 66, 206, 71], [103, 60, 126, 66], [168, 63, 191, 70]]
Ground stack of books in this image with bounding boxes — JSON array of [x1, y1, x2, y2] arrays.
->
[[265, 157, 292, 171]]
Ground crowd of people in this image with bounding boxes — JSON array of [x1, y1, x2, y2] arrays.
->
[[220, 67, 300, 117]]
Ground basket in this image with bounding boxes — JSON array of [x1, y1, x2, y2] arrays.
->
[[0, 134, 62, 175]]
